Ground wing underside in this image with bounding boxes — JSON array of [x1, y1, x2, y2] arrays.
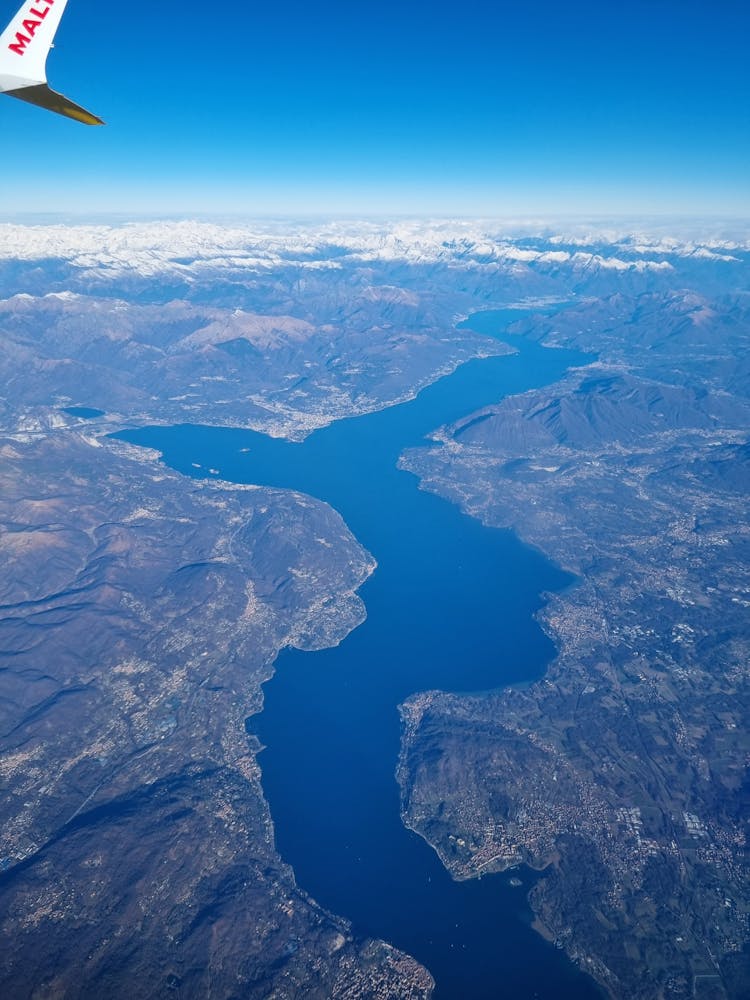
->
[[4, 81, 104, 125]]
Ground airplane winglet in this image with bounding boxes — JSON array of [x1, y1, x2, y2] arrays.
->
[[5, 81, 104, 124], [0, 0, 104, 125]]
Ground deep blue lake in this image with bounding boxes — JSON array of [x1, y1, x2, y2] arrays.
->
[[118, 310, 601, 999]]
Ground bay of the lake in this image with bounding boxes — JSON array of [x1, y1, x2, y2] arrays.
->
[[118, 311, 601, 999]]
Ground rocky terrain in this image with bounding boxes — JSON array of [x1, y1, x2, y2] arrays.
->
[[0, 290, 508, 441], [1, 218, 748, 999], [399, 290, 750, 999]]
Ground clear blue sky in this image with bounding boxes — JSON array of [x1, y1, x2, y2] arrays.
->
[[1, 0, 748, 215]]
